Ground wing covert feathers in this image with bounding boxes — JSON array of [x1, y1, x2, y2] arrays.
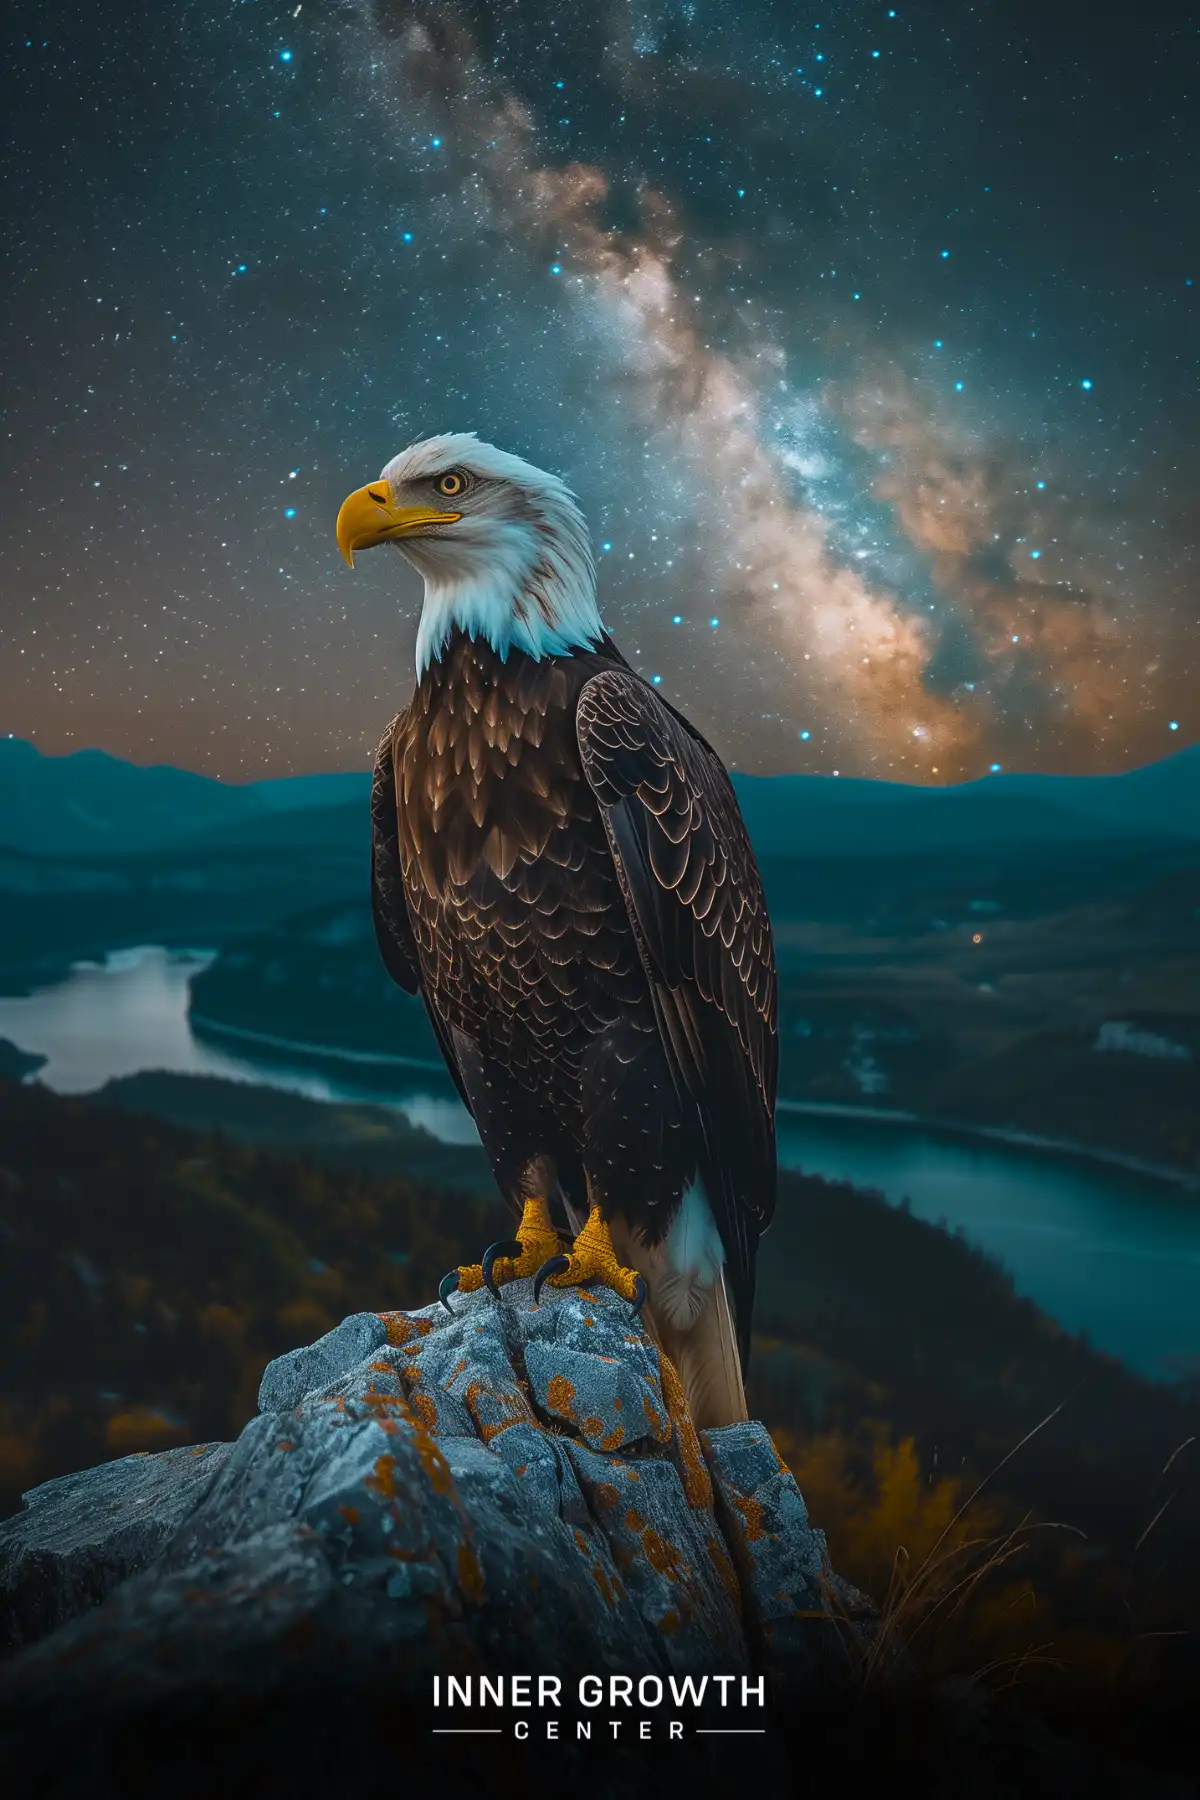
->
[[577, 668, 779, 1363]]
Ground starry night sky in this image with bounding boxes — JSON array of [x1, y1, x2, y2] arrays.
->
[[3, 1, 1196, 782]]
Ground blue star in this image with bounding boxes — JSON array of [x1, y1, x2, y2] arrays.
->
[[800, 729, 811, 740], [990, 763, 1002, 773], [431, 136, 442, 148], [672, 614, 682, 624], [955, 380, 964, 391], [651, 675, 662, 685], [280, 49, 292, 62], [285, 507, 297, 518], [710, 617, 720, 628], [1030, 549, 1041, 559], [236, 264, 247, 273], [402, 231, 413, 243], [1169, 720, 1179, 731], [933, 339, 943, 348], [872, 50, 880, 57], [550, 263, 562, 274], [1036, 479, 1045, 488], [940, 249, 950, 258], [1081, 378, 1093, 389], [601, 542, 612, 552]]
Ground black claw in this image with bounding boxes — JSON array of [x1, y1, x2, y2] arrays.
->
[[532, 1254, 570, 1306], [629, 1273, 649, 1319], [482, 1239, 523, 1299], [438, 1270, 460, 1315]]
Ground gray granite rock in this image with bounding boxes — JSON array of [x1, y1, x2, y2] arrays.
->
[[0, 1441, 232, 1654], [0, 1281, 860, 1722], [256, 1308, 389, 1412], [1, 1289, 1187, 1800]]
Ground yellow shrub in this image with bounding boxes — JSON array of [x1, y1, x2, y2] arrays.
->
[[105, 1407, 190, 1455]]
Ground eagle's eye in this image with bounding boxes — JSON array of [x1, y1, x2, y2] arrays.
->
[[435, 470, 467, 498]]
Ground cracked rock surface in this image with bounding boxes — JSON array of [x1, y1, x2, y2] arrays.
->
[[0, 1283, 863, 1699], [2, 1286, 1191, 1800]]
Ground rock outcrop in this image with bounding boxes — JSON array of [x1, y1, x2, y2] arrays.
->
[[0, 1282, 864, 1677], [0, 1280, 878, 1796], [3, 1282, 1195, 1800]]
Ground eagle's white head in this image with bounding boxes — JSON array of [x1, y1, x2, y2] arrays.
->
[[336, 433, 603, 675]]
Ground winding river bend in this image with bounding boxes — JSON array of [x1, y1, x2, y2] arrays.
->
[[2, 946, 1198, 1387]]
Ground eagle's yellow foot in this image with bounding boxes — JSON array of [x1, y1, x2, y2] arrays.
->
[[532, 1205, 648, 1317], [438, 1196, 562, 1313]]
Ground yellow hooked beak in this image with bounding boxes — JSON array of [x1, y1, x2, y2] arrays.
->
[[335, 482, 462, 567]]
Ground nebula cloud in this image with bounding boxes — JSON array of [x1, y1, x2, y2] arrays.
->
[[3, 0, 1189, 776]]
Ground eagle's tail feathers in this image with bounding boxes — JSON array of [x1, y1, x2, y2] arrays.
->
[[611, 1215, 748, 1431], [660, 1266, 748, 1430]]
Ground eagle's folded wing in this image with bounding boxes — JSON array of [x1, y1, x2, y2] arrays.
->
[[576, 669, 778, 1358]]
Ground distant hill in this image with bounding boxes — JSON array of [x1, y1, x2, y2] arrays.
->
[[0, 739, 371, 857], [731, 747, 1200, 858], [2, 735, 1196, 862]]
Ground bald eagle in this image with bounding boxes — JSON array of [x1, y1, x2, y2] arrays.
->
[[337, 435, 777, 1428]]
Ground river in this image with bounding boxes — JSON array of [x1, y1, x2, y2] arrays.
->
[[1, 945, 1197, 1386]]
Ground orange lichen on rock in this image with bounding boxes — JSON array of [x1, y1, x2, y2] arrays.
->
[[397, 1397, 457, 1499], [642, 1391, 670, 1443], [640, 1526, 686, 1581], [656, 1351, 713, 1511], [456, 1540, 484, 1603], [591, 1560, 620, 1608], [732, 1491, 768, 1544], [338, 1505, 360, 1526], [359, 1383, 407, 1416], [409, 1393, 438, 1431], [462, 1379, 533, 1444], [707, 1532, 744, 1618], [377, 1312, 433, 1347], [600, 1424, 625, 1451], [365, 1453, 400, 1501], [544, 1373, 578, 1422], [593, 1482, 621, 1511]]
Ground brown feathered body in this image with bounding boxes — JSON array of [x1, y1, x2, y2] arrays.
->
[[371, 629, 777, 1398]]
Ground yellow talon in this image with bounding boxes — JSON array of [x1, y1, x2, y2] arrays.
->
[[443, 1196, 562, 1306], [536, 1205, 644, 1305]]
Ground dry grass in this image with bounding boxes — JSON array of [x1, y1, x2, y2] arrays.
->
[[780, 1401, 1104, 1698]]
